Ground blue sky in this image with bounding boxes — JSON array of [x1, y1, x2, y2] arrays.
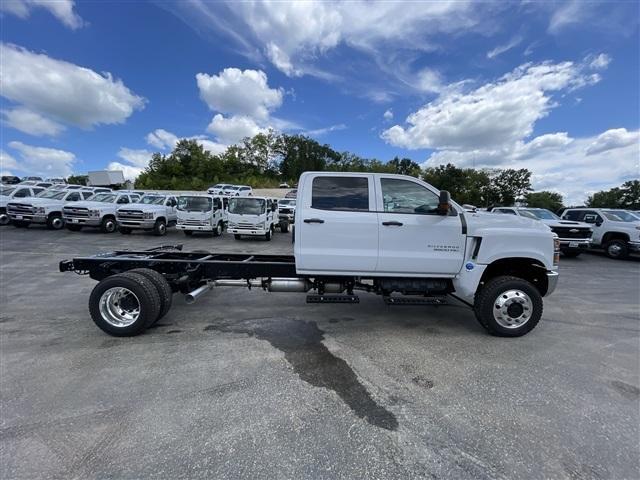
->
[[0, 0, 638, 203]]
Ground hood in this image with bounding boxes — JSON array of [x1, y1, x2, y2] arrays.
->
[[465, 211, 551, 235], [65, 201, 115, 209], [119, 203, 166, 212], [10, 197, 65, 207], [537, 219, 591, 228]]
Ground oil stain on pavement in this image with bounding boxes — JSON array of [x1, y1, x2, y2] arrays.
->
[[206, 317, 398, 431]]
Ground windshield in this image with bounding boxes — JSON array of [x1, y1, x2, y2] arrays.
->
[[228, 197, 265, 215], [602, 210, 637, 222], [89, 193, 117, 203], [223, 185, 236, 191], [37, 190, 67, 200], [278, 199, 296, 206], [212, 184, 228, 189], [139, 195, 166, 205], [521, 209, 559, 220], [178, 196, 213, 212], [0, 186, 16, 196]]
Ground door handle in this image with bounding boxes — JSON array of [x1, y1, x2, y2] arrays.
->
[[304, 218, 325, 224], [382, 221, 403, 226]]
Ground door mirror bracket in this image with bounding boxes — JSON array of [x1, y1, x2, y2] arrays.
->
[[437, 191, 451, 215]]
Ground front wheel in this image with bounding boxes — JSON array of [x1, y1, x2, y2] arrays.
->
[[153, 219, 167, 236], [101, 217, 117, 233], [46, 214, 64, 230], [605, 240, 629, 259], [213, 221, 223, 237], [265, 228, 272, 241], [280, 221, 289, 233], [474, 276, 543, 337]]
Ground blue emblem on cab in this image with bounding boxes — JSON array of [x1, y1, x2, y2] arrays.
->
[[465, 262, 474, 271]]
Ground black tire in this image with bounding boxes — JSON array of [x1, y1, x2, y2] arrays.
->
[[183, 230, 193, 236], [46, 214, 64, 230], [474, 275, 543, 337], [234, 234, 242, 240], [265, 228, 272, 241], [561, 250, 581, 258], [153, 219, 167, 236], [280, 221, 289, 233], [66, 224, 83, 232], [88, 272, 161, 336], [119, 227, 132, 234], [0, 212, 9, 226], [128, 268, 173, 322], [12, 220, 29, 228], [100, 216, 117, 233], [212, 221, 223, 237], [605, 240, 629, 259]]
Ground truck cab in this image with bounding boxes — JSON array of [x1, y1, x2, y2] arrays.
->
[[228, 196, 288, 240], [491, 206, 592, 257], [277, 198, 296, 224], [116, 194, 178, 236], [8, 188, 95, 229], [561, 208, 640, 259], [0, 184, 47, 225], [176, 194, 227, 237], [63, 191, 140, 233]]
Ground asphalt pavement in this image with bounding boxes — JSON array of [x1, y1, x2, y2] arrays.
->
[[1, 225, 638, 479]]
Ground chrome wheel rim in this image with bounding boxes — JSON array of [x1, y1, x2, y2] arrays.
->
[[52, 217, 63, 229], [0, 214, 9, 225], [159, 223, 166, 234], [216, 223, 222, 235], [99, 287, 140, 327], [105, 220, 115, 232], [608, 243, 622, 257], [493, 289, 533, 329]]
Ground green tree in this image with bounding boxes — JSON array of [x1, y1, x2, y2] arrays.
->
[[422, 164, 491, 206], [486, 168, 533, 206], [66, 174, 88, 186], [524, 191, 564, 211], [389, 157, 421, 177], [587, 180, 640, 209]]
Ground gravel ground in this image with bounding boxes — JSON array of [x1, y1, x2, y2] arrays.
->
[[1, 225, 638, 479]]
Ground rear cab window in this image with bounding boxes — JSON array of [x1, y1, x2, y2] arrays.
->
[[311, 176, 370, 211]]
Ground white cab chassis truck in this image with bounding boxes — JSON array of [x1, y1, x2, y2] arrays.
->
[[63, 192, 141, 233], [176, 194, 227, 237], [8, 189, 96, 229], [116, 194, 178, 236], [60, 172, 559, 338], [227, 196, 289, 240]]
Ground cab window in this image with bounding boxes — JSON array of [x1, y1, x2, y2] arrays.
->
[[117, 196, 130, 204], [312, 176, 369, 211], [67, 192, 81, 201], [14, 188, 30, 198], [380, 178, 439, 215], [80, 191, 93, 200]]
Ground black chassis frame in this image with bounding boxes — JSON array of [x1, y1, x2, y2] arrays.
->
[[59, 245, 297, 293]]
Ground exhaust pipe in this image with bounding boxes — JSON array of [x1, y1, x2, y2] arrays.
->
[[185, 283, 212, 304], [266, 278, 311, 292]]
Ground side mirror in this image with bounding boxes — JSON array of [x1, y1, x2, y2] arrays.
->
[[437, 191, 451, 215]]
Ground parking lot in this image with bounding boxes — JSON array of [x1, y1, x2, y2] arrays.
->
[[1, 226, 638, 479]]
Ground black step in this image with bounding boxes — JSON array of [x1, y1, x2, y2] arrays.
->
[[383, 295, 448, 306], [307, 294, 360, 304]]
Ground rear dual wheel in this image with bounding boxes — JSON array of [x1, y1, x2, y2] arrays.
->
[[89, 269, 173, 336]]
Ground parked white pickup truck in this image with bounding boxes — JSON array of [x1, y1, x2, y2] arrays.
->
[[0, 184, 48, 225], [176, 194, 227, 236], [277, 198, 296, 224], [62, 172, 559, 338], [116, 194, 178, 236], [491, 207, 592, 257], [227, 196, 289, 240], [63, 192, 141, 233], [561, 208, 640, 259], [8, 188, 96, 229]]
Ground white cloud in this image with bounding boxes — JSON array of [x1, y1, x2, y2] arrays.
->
[[2, 107, 65, 136], [7, 141, 76, 177], [381, 60, 602, 151], [0, 0, 83, 29], [146, 128, 179, 150], [304, 123, 347, 136], [117, 148, 153, 168], [585, 128, 640, 155], [588, 53, 612, 70], [548, 0, 584, 34], [383, 109, 393, 121], [1, 149, 19, 171], [0, 43, 145, 135], [196, 68, 282, 120], [191, 137, 227, 155], [106, 162, 143, 182], [487, 35, 523, 59], [206, 114, 265, 145]]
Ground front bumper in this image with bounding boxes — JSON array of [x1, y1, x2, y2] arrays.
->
[[9, 214, 46, 224], [117, 219, 156, 229], [176, 224, 214, 232], [228, 227, 267, 235], [64, 217, 101, 226], [628, 240, 640, 252], [558, 238, 592, 250], [278, 213, 294, 222], [545, 271, 559, 296]]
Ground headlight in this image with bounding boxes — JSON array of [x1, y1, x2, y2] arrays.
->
[[89, 209, 100, 217], [143, 212, 154, 220], [35, 207, 45, 214], [177, 219, 183, 225], [553, 235, 560, 266]]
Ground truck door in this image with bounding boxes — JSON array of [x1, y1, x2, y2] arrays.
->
[[375, 176, 465, 276], [295, 174, 378, 273]]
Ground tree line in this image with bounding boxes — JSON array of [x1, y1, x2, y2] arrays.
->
[[94, 131, 635, 211]]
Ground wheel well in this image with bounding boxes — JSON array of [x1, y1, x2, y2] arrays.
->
[[48, 211, 62, 219], [480, 258, 548, 296], [602, 232, 629, 244], [155, 216, 166, 223], [103, 214, 115, 221]]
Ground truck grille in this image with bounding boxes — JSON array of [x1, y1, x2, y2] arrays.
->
[[229, 222, 261, 230], [182, 219, 209, 226], [7, 203, 34, 215], [117, 209, 144, 220], [63, 206, 89, 218], [551, 226, 591, 239], [279, 208, 292, 214]]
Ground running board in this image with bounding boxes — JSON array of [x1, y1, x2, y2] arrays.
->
[[307, 294, 360, 304], [383, 295, 448, 306]]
